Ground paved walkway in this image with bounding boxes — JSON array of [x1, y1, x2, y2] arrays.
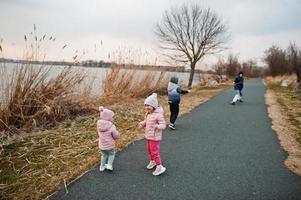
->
[[50, 79, 301, 200]]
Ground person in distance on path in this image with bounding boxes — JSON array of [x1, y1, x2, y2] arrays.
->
[[231, 72, 244, 105]]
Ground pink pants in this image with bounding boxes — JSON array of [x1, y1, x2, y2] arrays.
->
[[147, 140, 161, 165]]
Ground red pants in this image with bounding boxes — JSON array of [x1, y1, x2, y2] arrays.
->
[[147, 140, 161, 165]]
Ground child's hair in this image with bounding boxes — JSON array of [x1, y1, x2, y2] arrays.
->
[[170, 76, 179, 84], [238, 71, 244, 75]]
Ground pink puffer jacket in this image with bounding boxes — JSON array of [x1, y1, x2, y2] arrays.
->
[[97, 119, 120, 150], [139, 106, 166, 141]]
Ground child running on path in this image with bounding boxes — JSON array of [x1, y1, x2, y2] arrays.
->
[[231, 72, 244, 105], [138, 93, 167, 176], [97, 106, 120, 172], [167, 76, 189, 130]]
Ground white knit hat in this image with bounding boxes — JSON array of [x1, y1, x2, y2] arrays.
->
[[144, 93, 158, 108], [99, 106, 114, 121]]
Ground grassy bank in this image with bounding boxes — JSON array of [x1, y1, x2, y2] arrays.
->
[[264, 76, 301, 176], [0, 82, 231, 200]]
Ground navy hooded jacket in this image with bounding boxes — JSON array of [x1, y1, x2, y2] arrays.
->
[[234, 76, 244, 90]]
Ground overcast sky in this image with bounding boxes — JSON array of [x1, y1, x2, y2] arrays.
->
[[1, 0, 301, 67]]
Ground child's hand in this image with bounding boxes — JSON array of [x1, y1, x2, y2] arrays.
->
[[138, 122, 144, 129]]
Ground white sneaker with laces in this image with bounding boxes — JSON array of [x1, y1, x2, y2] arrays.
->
[[146, 160, 156, 169], [106, 164, 113, 171], [152, 165, 166, 176], [99, 165, 106, 172]]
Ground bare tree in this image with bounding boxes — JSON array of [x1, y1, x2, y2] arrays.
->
[[155, 4, 228, 88], [264, 45, 291, 76], [242, 59, 256, 77], [225, 53, 241, 77], [287, 42, 301, 83], [213, 57, 226, 78]]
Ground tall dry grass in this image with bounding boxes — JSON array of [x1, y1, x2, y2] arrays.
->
[[101, 66, 169, 104], [0, 26, 97, 141], [0, 65, 96, 136]]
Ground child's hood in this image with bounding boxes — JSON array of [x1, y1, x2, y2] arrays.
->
[[168, 82, 178, 93], [97, 120, 113, 132]]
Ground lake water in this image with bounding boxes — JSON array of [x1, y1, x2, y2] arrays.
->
[[0, 62, 202, 102]]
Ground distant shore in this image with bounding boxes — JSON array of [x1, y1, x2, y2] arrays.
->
[[0, 58, 211, 74]]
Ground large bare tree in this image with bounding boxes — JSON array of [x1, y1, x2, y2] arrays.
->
[[155, 4, 228, 88]]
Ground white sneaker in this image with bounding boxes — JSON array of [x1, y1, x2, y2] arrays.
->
[[106, 164, 113, 171], [152, 165, 166, 176], [146, 160, 156, 169], [99, 165, 106, 172]]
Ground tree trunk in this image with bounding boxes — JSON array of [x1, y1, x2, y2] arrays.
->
[[188, 62, 196, 88]]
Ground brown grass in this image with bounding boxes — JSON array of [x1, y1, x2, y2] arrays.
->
[[101, 66, 168, 104], [264, 77, 301, 176], [0, 64, 96, 140], [0, 76, 231, 200], [0, 27, 96, 141]]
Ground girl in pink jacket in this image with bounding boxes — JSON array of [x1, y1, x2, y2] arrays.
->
[[97, 106, 120, 172], [138, 93, 167, 176]]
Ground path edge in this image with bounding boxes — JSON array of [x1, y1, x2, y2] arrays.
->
[[264, 83, 301, 176]]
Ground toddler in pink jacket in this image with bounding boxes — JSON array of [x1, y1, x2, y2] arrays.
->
[[97, 106, 120, 172], [138, 93, 167, 176]]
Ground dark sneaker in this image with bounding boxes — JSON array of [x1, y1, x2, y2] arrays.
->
[[231, 102, 236, 105], [168, 124, 175, 130], [239, 99, 243, 102]]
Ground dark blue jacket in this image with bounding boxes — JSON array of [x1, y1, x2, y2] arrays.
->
[[234, 76, 244, 90]]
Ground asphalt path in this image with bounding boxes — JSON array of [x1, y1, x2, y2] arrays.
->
[[50, 79, 301, 200]]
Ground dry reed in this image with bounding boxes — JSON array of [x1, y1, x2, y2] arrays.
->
[[101, 66, 169, 104], [0, 65, 96, 137]]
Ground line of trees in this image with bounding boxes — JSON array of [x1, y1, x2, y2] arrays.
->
[[264, 42, 301, 83], [212, 54, 264, 78]]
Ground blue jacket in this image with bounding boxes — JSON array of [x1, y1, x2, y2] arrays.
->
[[234, 76, 244, 90], [167, 82, 188, 104]]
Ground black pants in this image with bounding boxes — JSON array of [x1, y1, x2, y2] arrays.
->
[[169, 103, 179, 124]]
